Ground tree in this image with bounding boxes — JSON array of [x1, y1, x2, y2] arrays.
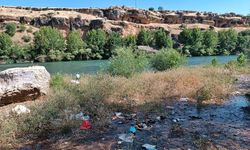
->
[[34, 26, 65, 61], [154, 29, 173, 49], [85, 29, 106, 59], [149, 7, 155, 11], [151, 49, 185, 71], [158, 6, 164, 11], [236, 30, 250, 54], [104, 32, 123, 58], [5, 23, 16, 37], [0, 33, 12, 57], [137, 28, 154, 46], [66, 30, 86, 60], [217, 29, 238, 55], [203, 29, 218, 55]]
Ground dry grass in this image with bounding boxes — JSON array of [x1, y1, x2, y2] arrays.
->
[[0, 66, 235, 148]]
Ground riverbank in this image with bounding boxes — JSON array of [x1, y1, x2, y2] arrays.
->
[[1, 65, 249, 149]]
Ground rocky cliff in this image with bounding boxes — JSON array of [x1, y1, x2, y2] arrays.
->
[[0, 6, 250, 36]]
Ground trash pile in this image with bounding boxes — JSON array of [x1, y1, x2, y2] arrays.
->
[[113, 112, 160, 149]]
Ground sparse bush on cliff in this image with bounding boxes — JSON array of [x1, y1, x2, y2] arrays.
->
[[66, 30, 88, 60], [154, 29, 173, 49], [27, 27, 33, 33], [123, 35, 137, 48], [34, 26, 65, 61], [22, 35, 31, 42], [85, 29, 107, 59], [18, 24, 26, 32], [108, 48, 148, 78], [151, 49, 185, 71], [5, 23, 16, 37], [137, 28, 154, 46], [149, 7, 155, 11]]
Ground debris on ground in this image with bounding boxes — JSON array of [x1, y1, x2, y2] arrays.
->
[[179, 97, 189, 102], [118, 133, 134, 143], [129, 124, 137, 134], [80, 119, 91, 130], [113, 112, 125, 119], [70, 80, 80, 84], [12, 105, 30, 115], [142, 144, 157, 150]]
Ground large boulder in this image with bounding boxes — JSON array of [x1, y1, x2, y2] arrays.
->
[[0, 66, 50, 106]]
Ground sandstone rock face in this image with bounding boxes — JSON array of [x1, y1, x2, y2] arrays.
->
[[0, 66, 50, 106]]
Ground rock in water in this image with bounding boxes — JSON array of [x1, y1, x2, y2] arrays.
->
[[0, 66, 50, 106]]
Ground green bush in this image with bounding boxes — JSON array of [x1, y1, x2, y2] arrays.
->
[[137, 28, 154, 46], [18, 24, 26, 32], [203, 29, 218, 55], [211, 58, 219, 66], [22, 35, 31, 42], [34, 26, 65, 61], [0, 33, 12, 57], [149, 7, 155, 11], [108, 48, 148, 78], [151, 49, 185, 71], [154, 29, 173, 49], [27, 27, 33, 33], [5, 23, 16, 37], [50, 73, 65, 89], [85, 29, 106, 59], [66, 30, 87, 60], [237, 53, 247, 66], [123, 35, 137, 48]]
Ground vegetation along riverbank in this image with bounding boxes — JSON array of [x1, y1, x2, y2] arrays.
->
[[0, 46, 250, 149]]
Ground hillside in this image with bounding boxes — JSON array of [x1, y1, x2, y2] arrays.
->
[[1, 6, 250, 44]]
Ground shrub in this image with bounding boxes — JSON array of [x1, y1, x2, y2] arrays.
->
[[27, 27, 33, 33], [108, 48, 148, 78], [211, 58, 219, 66], [123, 35, 137, 48], [50, 73, 65, 89], [151, 49, 185, 71], [237, 53, 247, 66], [137, 28, 154, 46], [34, 26, 65, 61], [18, 24, 26, 32], [158, 6, 164, 11], [22, 35, 31, 42], [66, 30, 86, 60], [5, 23, 16, 37], [85, 29, 106, 59], [196, 85, 213, 106], [0, 33, 12, 56], [154, 29, 173, 49]]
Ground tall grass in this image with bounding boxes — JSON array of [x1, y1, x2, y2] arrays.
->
[[0, 66, 235, 148]]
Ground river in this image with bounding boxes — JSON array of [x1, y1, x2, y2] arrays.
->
[[0, 55, 237, 74]]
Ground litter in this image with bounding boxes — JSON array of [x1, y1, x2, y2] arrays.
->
[[142, 144, 156, 150], [75, 112, 84, 120], [114, 112, 125, 119], [180, 97, 189, 102], [12, 105, 30, 115], [129, 125, 137, 134], [156, 116, 166, 121], [71, 80, 80, 84], [76, 73, 81, 80], [118, 134, 134, 143], [166, 106, 174, 109], [80, 120, 91, 130], [136, 123, 152, 130]]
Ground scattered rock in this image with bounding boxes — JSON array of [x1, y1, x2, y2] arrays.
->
[[12, 105, 30, 115], [0, 66, 50, 106]]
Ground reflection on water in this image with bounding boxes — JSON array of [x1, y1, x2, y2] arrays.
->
[[0, 55, 237, 74]]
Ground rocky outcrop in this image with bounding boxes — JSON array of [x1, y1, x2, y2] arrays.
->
[[0, 66, 50, 106], [0, 6, 249, 36]]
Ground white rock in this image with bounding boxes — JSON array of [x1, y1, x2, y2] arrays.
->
[[142, 144, 156, 150], [0, 66, 50, 105], [12, 105, 30, 115], [71, 80, 80, 84]]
